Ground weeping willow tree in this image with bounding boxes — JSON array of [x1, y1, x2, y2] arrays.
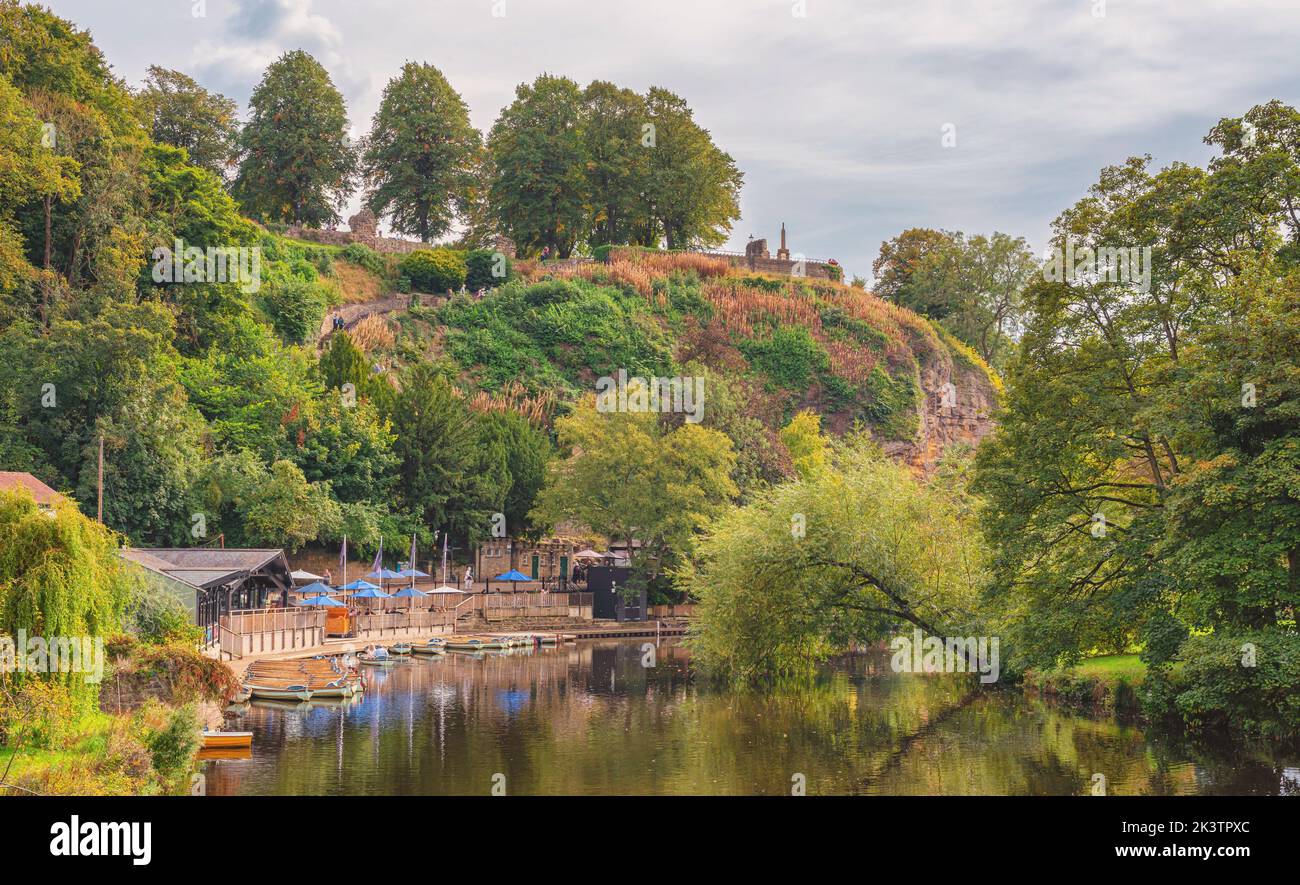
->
[[0, 489, 132, 704], [679, 437, 988, 680]]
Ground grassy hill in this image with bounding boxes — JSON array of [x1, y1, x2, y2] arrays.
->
[[300, 242, 1001, 471]]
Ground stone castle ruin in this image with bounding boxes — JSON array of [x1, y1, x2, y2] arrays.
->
[[726, 223, 841, 280]]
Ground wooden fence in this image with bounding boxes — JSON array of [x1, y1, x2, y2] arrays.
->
[[354, 610, 456, 634], [219, 607, 325, 659]]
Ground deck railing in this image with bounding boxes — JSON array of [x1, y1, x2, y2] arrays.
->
[[218, 607, 325, 659]]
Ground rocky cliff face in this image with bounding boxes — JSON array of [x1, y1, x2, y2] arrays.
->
[[882, 349, 998, 472]]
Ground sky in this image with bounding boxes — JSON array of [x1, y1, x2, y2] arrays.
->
[[43, 0, 1300, 281]]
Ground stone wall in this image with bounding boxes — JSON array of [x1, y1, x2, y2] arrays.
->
[[709, 251, 842, 281], [285, 225, 429, 255]]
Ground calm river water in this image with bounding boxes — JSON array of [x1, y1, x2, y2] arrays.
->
[[205, 639, 1298, 796]]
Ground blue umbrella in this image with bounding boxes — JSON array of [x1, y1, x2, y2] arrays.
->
[[352, 586, 391, 599], [392, 585, 428, 611], [341, 579, 380, 592], [296, 581, 334, 596], [491, 569, 531, 594], [397, 567, 429, 578], [368, 568, 405, 580], [299, 594, 344, 608]]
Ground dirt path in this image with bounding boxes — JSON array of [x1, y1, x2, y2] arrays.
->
[[316, 292, 445, 349]]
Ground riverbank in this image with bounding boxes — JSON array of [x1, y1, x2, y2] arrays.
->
[[1023, 654, 1146, 714], [1, 637, 236, 796]]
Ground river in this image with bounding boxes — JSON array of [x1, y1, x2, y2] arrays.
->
[[204, 639, 1298, 796]]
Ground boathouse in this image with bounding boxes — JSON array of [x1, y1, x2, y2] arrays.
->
[[119, 547, 294, 646]]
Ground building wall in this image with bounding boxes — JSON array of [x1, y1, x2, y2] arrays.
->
[[476, 537, 593, 583]]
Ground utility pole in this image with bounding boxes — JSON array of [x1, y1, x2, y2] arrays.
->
[[97, 434, 104, 523]]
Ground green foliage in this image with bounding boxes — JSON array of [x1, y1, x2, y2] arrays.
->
[[259, 274, 331, 344], [0, 678, 77, 750], [488, 74, 588, 258], [195, 454, 341, 552], [1143, 631, 1300, 742], [135, 66, 239, 179], [779, 410, 826, 480], [0, 489, 132, 706], [682, 436, 986, 680], [859, 365, 921, 440], [361, 62, 480, 242], [438, 278, 672, 392], [233, 50, 357, 227], [464, 248, 512, 290], [739, 325, 830, 391], [475, 410, 553, 540], [143, 701, 199, 786], [339, 242, 386, 276], [388, 365, 495, 543], [488, 76, 742, 256], [874, 228, 1034, 369], [399, 248, 466, 292], [532, 396, 737, 586], [973, 104, 1300, 739]]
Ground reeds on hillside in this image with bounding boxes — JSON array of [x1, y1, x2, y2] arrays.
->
[[349, 314, 395, 352]]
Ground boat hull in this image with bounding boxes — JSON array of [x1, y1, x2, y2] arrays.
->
[[201, 731, 253, 749], [246, 685, 313, 701]]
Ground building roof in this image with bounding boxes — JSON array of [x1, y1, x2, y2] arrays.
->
[[0, 472, 65, 507], [119, 547, 291, 591]]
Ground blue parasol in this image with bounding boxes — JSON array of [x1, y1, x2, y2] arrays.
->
[[490, 569, 531, 594], [299, 594, 344, 608]]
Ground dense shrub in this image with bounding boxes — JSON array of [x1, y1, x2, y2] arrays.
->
[[261, 276, 330, 343], [340, 242, 387, 276], [1142, 630, 1300, 742], [144, 702, 199, 782], [859, 365, 921, 439], [739, 325, 830, 391], [465, 248, 513, 290], [399, 248, 466, 292], [0, 679, 77, 749]]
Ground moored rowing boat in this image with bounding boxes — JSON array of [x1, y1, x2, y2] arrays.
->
[[246, 683, 313, 701], [201, 730, 253, 749]]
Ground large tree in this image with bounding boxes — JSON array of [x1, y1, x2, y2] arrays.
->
[[974, 113, 1300, 679], [487, 74, 588, 258], [885, 229, 1035, 367], [135, 66, 239, 179], [388, 365, 495, 543], [683, 436, 986, 680], [531, 393, 737, 583], [361, 62, 480, 242], [580, 80, 647, 247], [641, 87, 742, 250], [233, 50, 357, 227]]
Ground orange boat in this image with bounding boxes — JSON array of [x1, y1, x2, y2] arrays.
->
[[201, 730, 253, 750]]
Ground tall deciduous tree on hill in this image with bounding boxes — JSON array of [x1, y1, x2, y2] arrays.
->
[[135, 66, 239, 179], [233, 50, 357, 227], [580, 80, 647, 247], [361, 62, 480, 243], [488, 74, 588, 258], [641, 87, 742, 250]]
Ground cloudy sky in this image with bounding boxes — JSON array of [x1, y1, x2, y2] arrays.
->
[[45, 0, 1300, 280]]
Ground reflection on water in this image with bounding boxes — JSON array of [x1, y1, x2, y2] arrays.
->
[[205, 640, 1298, 796]]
